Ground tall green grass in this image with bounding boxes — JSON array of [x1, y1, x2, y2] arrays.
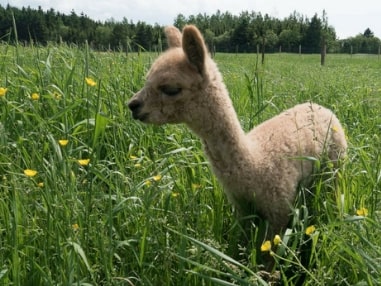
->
[[0, 43, 380, 285]]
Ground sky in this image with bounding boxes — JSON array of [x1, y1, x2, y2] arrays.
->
[[1, 0, 380, 39]]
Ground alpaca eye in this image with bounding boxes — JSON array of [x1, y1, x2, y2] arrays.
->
[[159, 85, 182, 96]]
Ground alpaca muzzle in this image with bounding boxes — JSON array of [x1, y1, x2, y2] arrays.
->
[[128, 99, 147, 121]]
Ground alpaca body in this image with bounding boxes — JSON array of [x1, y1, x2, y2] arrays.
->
[[203, 101, 346, 234], [128, 25, 347, 236]]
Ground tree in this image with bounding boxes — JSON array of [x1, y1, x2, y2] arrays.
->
[[340, 33, 381, 54], [3, 4, 358, 55], [279, 29, 301, 52], [203, 28, 215, 54], [302, 14, 322, 53], [173, 14, 186, 30], [111, 23, 129, 51], [231, 12, 253, 52], [363, 28, 374, 38], [94, 25, 112, 50], [135, 21, 154, 51], [264, 29, 278, 52]]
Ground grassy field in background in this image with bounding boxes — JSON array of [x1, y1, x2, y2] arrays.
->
[[0, 44, 380, 285]]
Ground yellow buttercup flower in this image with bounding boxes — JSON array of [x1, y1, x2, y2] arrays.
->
[[58, 139, 69, 147], [0, 87, 7, 97], [356, 207, 368, 217], [273, 234, 282, 246], [77, 159, 90, 166], [72, 223, 79, 231], [24, 169, 38, 177], [85, 77, 96, 87], [192, 183, 201, 189], [171, 192, 179, 198], [153, 174, 162, 181], [31, 93, 40, 100], [260, 240, 271, 252], [53, 92, 62, 100], [37, 182, 44, 187], [305, 225, 316, 236]]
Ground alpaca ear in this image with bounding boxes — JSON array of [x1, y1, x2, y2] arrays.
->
[[165, 26, 182, 48], [182, 25, 206, 74]]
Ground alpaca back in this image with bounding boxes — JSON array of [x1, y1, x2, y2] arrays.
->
[[248, 103, 346, 164]]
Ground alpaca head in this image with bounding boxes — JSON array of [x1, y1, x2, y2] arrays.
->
[[128, 25, 213, 125]]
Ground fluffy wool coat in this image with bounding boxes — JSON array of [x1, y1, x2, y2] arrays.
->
[[128, 25, 347, 236]]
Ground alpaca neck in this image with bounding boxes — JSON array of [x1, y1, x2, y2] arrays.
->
[[188, 89, 252, 174]]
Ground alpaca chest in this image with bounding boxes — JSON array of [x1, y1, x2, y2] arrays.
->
[[211, 162, 264, 202], [212, 155, 307, 216]]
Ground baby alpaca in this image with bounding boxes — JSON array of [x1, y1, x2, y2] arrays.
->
[[128, 25, 347, 238]]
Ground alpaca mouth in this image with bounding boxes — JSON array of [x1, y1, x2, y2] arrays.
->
[[132, 112, 148, 122]]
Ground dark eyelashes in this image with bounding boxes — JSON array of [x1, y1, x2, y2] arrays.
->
[[159, 85, 182, 96]]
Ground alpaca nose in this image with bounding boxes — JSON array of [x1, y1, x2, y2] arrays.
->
[[128, 99, 142, 112]]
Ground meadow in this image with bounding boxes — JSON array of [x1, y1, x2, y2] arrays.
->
[[0, 43, 380, 285]]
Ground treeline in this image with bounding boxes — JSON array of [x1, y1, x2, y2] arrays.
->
[[0, 4, 380, 54]]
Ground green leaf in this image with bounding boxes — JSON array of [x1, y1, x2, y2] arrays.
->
[[67, 240, 92, 275]]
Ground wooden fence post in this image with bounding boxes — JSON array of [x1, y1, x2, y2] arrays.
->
[[321, 43, 327, 66]]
